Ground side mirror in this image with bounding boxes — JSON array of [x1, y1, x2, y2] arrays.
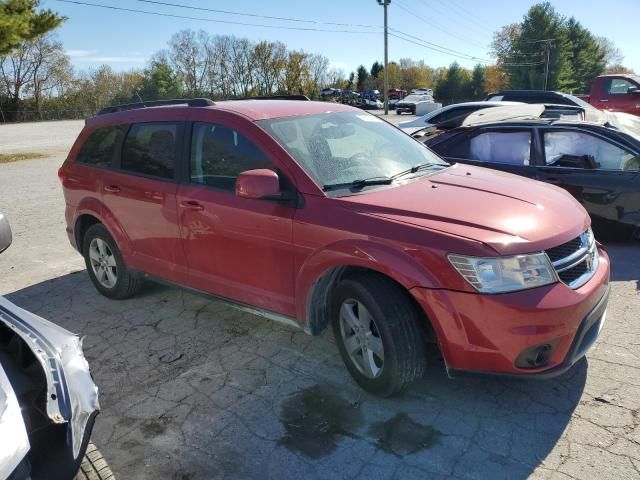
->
[[236, 169, 282, 200], [0, 213, 12, 254]]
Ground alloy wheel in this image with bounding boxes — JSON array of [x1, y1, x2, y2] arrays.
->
[[88, 238, 118, 288], [339, 299, 385, 378]]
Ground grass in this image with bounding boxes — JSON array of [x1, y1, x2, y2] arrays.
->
[[0, 152, 47, 164]]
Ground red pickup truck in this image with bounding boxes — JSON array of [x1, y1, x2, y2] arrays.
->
[[578, 74, 640, 115]]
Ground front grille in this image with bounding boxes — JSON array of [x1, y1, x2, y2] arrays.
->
[[546, 229, 598, 289], [546, 237, 582, 263]]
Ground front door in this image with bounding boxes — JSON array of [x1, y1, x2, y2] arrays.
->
[[535, 128, 640, 231], [176, 120, 297, 316]]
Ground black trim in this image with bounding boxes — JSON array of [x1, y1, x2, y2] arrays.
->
[[448, 285, 609, 380], [97, 98, 214, 115]]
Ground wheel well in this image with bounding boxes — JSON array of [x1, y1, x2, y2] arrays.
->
[[75, 214, 101, 251], [306, 266, 436, 342]]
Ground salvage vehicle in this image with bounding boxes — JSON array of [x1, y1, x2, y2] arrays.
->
[[398, 101, 522, 133], [485, 89, 595, 109], [0, 213, 106, 479], [576, 74, 640, 116], [424, 104, 640, 238], [395, 93, 439, 115], [60, 98, 610, 396]]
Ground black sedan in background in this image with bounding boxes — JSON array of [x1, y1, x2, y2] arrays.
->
[[423, 105, 640, 238]]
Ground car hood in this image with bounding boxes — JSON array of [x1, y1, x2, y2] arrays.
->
[[0, 296, 99, 460], [339, 163, 589, 255]]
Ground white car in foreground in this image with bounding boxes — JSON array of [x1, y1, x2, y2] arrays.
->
[[399, 101, 522, 133], [0, 213, 108, 480]]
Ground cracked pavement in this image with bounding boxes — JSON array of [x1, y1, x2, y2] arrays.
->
[[0, 120, 639, 479]]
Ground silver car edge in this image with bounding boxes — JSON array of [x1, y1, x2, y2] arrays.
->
[[0, 212, 99, 479]]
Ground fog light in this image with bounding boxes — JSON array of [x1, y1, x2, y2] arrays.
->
[[515, 341, 559, 369]]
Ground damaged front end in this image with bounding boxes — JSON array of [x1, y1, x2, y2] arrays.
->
[[0, 296, 99, 479]]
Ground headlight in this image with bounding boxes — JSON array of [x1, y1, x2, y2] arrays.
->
[[448, 253, 557, 293]]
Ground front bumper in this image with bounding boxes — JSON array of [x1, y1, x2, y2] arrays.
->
[[410, 248, 610, 377], [0, 297, 99, 461]]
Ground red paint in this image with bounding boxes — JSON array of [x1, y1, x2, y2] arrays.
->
[[236, 169, 281, 199], [579, 74, 640, 115], [61, 100, 610, 376]]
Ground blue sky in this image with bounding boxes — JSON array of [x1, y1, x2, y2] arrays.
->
[[49, 0, 640, 78]]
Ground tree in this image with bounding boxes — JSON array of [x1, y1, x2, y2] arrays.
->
[[470, 64, 486, 98], [434, 62, 473, 104], [28, 33, 70, 116], [139, 60, 182, 100], [0, 0, 65, 55], [485, 65, 509, 92], [596, 37, 624, 68], [370, 61, 383, 79], [356, 64, 369, 91], [565, 18, 605, 92], [490, 2, 610, 92]]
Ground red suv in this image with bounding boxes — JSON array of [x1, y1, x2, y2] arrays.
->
[[60, 98, 610, 396]]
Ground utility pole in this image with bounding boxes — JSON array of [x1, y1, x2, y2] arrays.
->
[[543, 40, 551, 91], [377, 0, 390, 115]]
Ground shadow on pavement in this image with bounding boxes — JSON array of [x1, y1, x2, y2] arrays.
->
[[603, 240, 639, 288], [5, 271, 587, 480]]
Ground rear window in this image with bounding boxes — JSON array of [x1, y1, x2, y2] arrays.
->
[[77, 125, 126, 167], [121, 123, 178, 179]]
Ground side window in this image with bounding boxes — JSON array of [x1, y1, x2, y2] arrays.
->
[[605, 78, 634, 95], [431, 107, 475, 124], [77, 125, 126, 167], [544, 131, 638, 170], [469, 131, 531, 165], [431, 133, 470, 158], [190, 122, 275, 191], [121, 123, 178, 179]]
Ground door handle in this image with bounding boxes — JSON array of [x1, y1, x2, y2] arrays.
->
[[599, 99, 608, 102], [180, 200, 204, 211], [104, 185, 120, 193]]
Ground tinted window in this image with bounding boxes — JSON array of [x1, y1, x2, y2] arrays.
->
[[431, 107, 478, 124], [470, 131, 531, 165], [190, 122, 274, 191], [430, 133, 470, 158], [77, 125, 126, 167], [544, 131, 639, 170], [121, 123, 178, 179]]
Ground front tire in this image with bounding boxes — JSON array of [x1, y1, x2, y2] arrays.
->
[[331, 273, 427, 396], [82, 224, 141, 299]]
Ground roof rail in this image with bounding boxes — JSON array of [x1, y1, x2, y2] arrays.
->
[[97, 98, 215, 115], [231, 95, 310, 101]]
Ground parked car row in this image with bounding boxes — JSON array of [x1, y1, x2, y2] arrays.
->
[[58, 96, 610, 398]]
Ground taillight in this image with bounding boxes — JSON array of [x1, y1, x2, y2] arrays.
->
[[57, 166, 65, 182]]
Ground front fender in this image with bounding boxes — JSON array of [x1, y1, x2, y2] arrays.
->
[[295, 239, 441, 323]]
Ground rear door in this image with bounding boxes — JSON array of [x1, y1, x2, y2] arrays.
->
[[534, 127, 640, 228], [176, 116, 297, 316], [428, 127, 538, 179], [100, 121, 188, 283]]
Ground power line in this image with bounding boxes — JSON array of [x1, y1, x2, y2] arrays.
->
[[133, 0, 379, 29], [417, 0, 494, 37], [394, 0, 488, 51], [390, 32, 544, 66], [389, 30, 492, 62], [55, 0, 381, 34]]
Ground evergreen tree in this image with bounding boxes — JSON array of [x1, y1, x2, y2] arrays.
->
[[0, 0, 65, 55]]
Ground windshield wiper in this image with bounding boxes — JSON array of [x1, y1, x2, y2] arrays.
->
[[390, 162, 442, 180], [322, 176, 393, 192]]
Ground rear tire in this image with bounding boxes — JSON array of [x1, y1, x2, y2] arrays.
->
[[82, 224, 141, 299], [75, 442, 115, 480], [331, 273, 427, 397]]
